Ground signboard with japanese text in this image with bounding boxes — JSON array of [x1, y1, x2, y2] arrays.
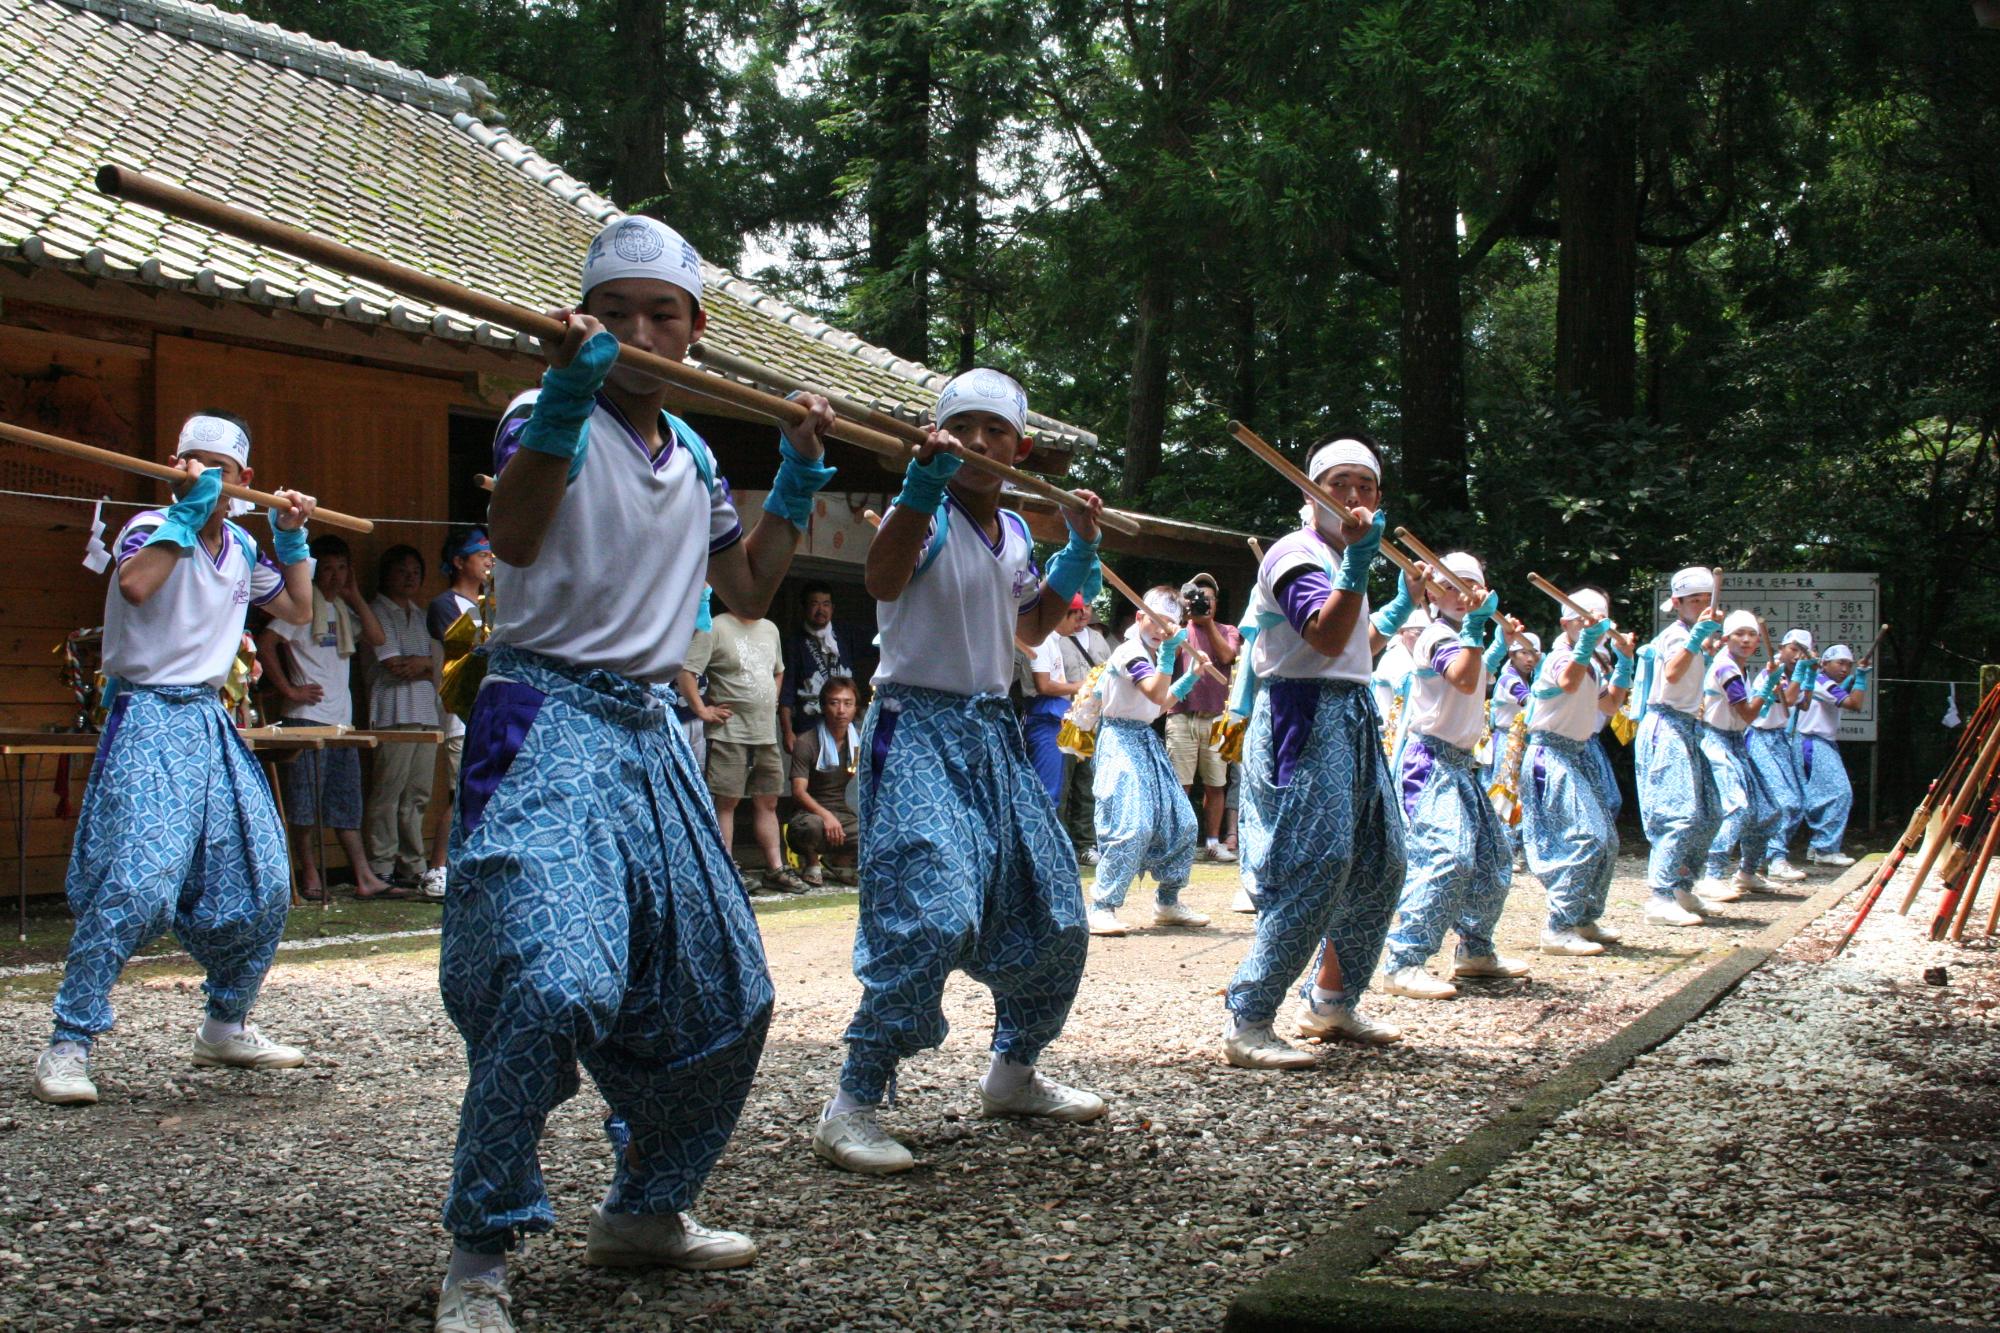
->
[[1650, 572, 1879, 742]]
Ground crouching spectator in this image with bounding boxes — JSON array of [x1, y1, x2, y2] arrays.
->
[[788, 678, 861, 887]]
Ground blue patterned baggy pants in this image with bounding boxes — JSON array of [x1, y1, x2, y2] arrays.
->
[[1090, 718, 1197, 911], [840, 685, 1087, 1103], [1636, 707, 1720, 901], [1800, 735, 1853, 855], [1230, 679, 1404, 1021], [1387, 733, 1515, 969], [1703, 726, 1780, 878], [1747, 728, 1805, 865], [441, 647, 772, 1252], [1523, 731, 1619, 932], [52, 686, 291, 1046]]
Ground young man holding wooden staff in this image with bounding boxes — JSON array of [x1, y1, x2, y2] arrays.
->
[[1221, 434, 1415, 1067], [432, 216, 838, 1333], [1630, 566, 1727, 927], [1696, 611, 1786, 900], [1796, 643, 1872, 867], [1753, 628, 1816, 881], [33, 412, 319, 1107], [812, 368, 1108, 1175], [1522, 588, 1633, 956], [1379, 551, 1533, 1000]]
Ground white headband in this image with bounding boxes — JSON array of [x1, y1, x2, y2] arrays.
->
[[1440, 551, 1485, 587], [1517, 631, 1541, 652], [1561, 589, 1609, 621], [1660, 565, 1715, 612], [177, 414, 249, 468], [1823, 643, 1855, 663], [1307, 439, 1379, 484], [933, 368, 1028, 435], [1723, 609, 1759, 637], [1781, 628, 1816, 650], [581, 216, 704, 306]]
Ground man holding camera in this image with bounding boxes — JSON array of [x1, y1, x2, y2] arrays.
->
[[1165, 572, 1241, 863]]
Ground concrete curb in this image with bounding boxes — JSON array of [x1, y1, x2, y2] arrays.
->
[[1224, 859, 1990, 1333]]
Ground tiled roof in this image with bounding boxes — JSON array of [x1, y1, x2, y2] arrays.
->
[[0, 0, 1093, 450]]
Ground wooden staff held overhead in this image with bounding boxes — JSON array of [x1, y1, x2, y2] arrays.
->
[[95, 166, 1137, 537], [0, 419, 373, 533], [1226, 421, 1429, 588], [1524, 572, 1636, 659], [1392, 527, 1534, 653], [1857, 623, 1890, 668]]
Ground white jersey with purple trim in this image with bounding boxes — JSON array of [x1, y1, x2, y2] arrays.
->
[[1528, 640, 1604, 743], [1702, 654, 1753, 732], [487, 389, 741, 684], [102, 512, 283, 689], [1099, 637, 1167, 723], [873, 494, 1041, 697], [1749, 664, 1791, 731], [1644, 620, 1707, 715], [1246, 527, 1372, 684], [1798, 674, 1851, 741], [1404, 620, 1489, 751]]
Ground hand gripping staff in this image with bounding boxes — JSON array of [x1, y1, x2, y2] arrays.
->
[[94, 165, 1137, 538]]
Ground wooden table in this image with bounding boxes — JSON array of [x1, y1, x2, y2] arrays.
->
[[0, 731, 102, 942]]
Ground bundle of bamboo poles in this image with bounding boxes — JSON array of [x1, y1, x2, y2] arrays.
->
[[1833, 680, 2000, 953]]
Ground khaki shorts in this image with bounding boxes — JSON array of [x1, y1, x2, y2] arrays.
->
[[442, 734, 465, 795], [707, 740, 786, 798], [1166, 711, 1227, 788]]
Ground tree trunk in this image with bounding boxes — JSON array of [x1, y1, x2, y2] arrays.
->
[[1121, 259, 1174, 501], [607, 0, 668, 208], [1555, 113, 1639, 420], [860, 2, 932, 362], [1396, 115, 1469, 521]]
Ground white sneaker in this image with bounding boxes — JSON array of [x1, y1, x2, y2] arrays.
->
[[1675, 887, 1717, 915], [1573, 919, 1623, 945], [1767, 859, 1807, 882], [1295, 1000, 1403, 1045], [1381, 965, 1458, 1000], [1808, 850, 1856, 867], [1453, 949, 1531, 979], [1734, 868, 1777, 893], [32, 1046, 97, 1105], [1086, 907, 1128, 936], [191, 1024, 304, 1070], [1208, 843, 1239, 863], [1222, 1019, 1317, 1069], [1230, 887, 1259, 913], [979, 1070, 1107, 1122], [1540, 928, 1605, 957], [420, 866, 449, 900], [811, 1106, 915, 1175], [1079, 848, 1102, 866], [1695, 876, 1743, 903], [1647, 896, 1704, 927], [1153, 900, 1211, 928], [583, 1206, 757, 1270], [435, 1276, 513, 1333]]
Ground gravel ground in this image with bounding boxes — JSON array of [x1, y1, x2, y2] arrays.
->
[[1373, 864, 2000, 1326], [0, 853, 1851, 1332]]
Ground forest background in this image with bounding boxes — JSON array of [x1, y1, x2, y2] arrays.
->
[[233, 0, 1999, 814]]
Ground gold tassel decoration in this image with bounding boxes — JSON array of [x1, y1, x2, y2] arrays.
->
[[1487, 710, 1529, 827], [438, 578, 497, 722]]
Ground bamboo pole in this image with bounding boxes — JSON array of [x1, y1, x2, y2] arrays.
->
[[95, 166, 1137, 537], [1946, 789, 2000, 941], [1894, 715, 2000, 914], [0, 419, 373, 533]]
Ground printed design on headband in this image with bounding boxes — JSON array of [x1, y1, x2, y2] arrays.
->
[[610, 218, 666, 263], [188, 417, 229, 445]]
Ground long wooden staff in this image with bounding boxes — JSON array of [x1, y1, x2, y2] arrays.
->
[[96, 166, 1136, 538], [1893, 711, 2000, 914], [1857, 623, 1890, 668], [0, 419, 374, 533], [1226, 421, 1434, 587], [1940, 784, 2000, 941], [1390, 527, 1535, 652], [1524, 572, 1637, 658]]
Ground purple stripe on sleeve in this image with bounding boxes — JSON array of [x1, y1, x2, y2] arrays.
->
[[1275, 568, 1332, 634], [1723, 676, 1748, 705], [708, 523, 744, 555], [1126, 658, 1156, 683], [1430, 641, 1463, 675], [492, 412, 531, 475], [1508, 676, 1530, 705], [115, 519, 162, 563]]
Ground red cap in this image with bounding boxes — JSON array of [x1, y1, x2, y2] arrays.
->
[[1069, 594, 1087, 611]]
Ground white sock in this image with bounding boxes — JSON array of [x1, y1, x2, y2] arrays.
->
[[1311, 986, 1345, 1006], [444, 1246, 505, 1291], [1207, 838, 1222, 850], [981, 1053, 1034, 1098], [49, 1040, 87, 1059], [199, 1017, 245, 1044], [825, 1089, 875, 1120]]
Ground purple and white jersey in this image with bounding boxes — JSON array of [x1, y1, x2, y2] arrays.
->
[[1528, 639, 1604, 743], [1645, 620, 1706, 715], [1798, 673, 1852, 741], [488, 390, 741, 684], [1246, 527, 1372, 684], [873, 495, 1040, 697], [1702, 655, 1753, 732], [1405, 620, 1489, 751], [1749, 664, 1791, 731], [1098, 636, 1166, 723], [102, 512, 283, 689]]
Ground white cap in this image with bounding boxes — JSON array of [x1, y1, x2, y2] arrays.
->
[[1660, 565, 1715, 612], [1142, 586, 1185, 625], [1561, 588, 1610, 622], [1402, 608, 1432, 631], [1307, 438, 1379, 484], [581, 215, 704, 306], [1823, 643, 1855, 663], [177, 413, 249, 468], [933, 368, 1028, 435], [1440, 551, 1485, 587], [1517, 631, 1542, 652], [1723, 609, 1759, 637], [1781, 628, 1816, 651]]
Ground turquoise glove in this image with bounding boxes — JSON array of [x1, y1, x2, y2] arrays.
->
[[1758, 670, 1782, 703], [1791, 659, 1816, 687], [1369, 568, 1418, 635], [143, 467, 223, 551], [1169, 668, 1201, 701], [521, 330, 620, 482], [762, 436, 838, 531], [1611, 653, 1636, 691], [1459, 590, 1498, 648], [695, 586, 713, 634], [1078, 563, 1103, 605], [895, 449, 963, 516], [1156, 626, 1190, 675], [1849, 667, 1871, 693], [1480, 623, 1509, 675], [1575, 619, 1610, 658], [1044, 529, 1100, 603], [1333, 510, 1385, 593], [1688, 618, 1720, 651], [268, 512, 310, 566]]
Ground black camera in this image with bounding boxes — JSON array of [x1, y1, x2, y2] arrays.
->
[[1181, 584, 1212, 619]]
